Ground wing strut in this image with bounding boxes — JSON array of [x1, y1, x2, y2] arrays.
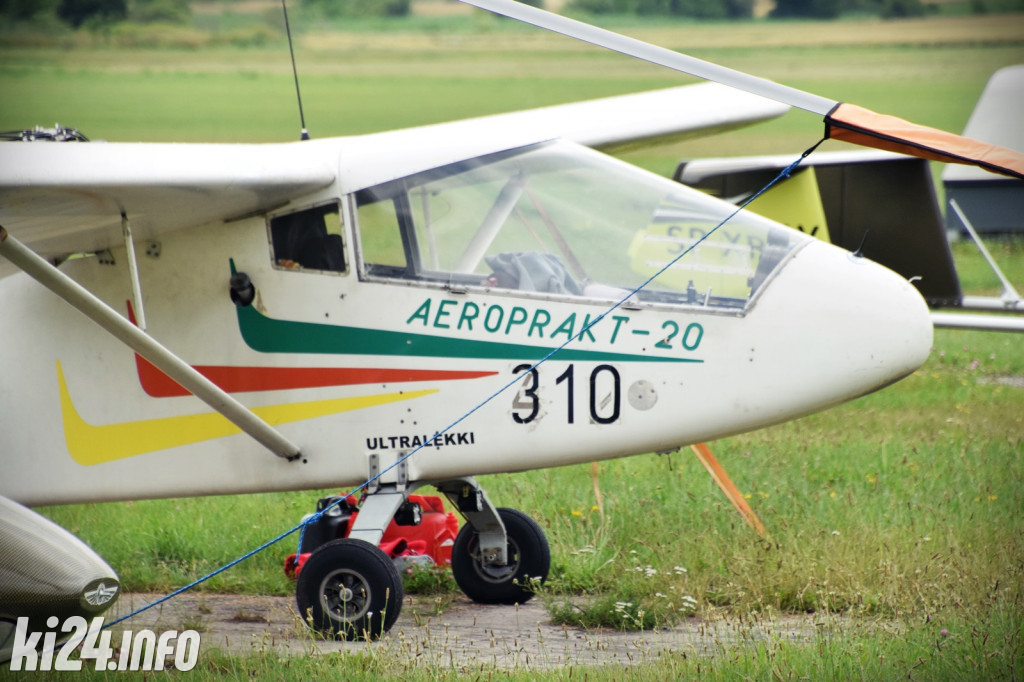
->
[[122, 213, 147, 331], [0, 226, 303, 461], [949, 199, 1022, 308]]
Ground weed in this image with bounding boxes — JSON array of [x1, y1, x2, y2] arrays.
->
[[229, 609, 269, 624], [401, 561, 459, 596], [179, 614, 209, 633]]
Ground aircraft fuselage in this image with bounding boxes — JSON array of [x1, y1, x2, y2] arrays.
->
[[0, 138, 933, 506]]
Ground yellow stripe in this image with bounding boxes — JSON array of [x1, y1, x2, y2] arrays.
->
[[57, 362, 436, 466]]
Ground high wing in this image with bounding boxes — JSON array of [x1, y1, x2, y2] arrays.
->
[[0, 83, 786, 271], [432, 81, 790, 154], [0, 143, 334, 264]]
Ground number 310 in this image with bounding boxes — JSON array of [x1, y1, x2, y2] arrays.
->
[[512, 363, 620, 425]]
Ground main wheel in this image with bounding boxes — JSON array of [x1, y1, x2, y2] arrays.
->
[[451, 507, 550, 604], [295, 538, 404, 641]]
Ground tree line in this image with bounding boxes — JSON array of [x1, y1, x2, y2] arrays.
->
[[0, 0, 987, 28], [1, 0, 190, 27], [566, 0, 933, 18]]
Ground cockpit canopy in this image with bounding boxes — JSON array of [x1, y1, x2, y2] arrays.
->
[[355, 140, 808, 312]]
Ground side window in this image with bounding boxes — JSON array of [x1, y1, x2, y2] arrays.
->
[[355, 188, 412, 277], [270, 204, 346, 273]]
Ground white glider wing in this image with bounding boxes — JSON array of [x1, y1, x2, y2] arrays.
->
[[438, 81, 790, 153]]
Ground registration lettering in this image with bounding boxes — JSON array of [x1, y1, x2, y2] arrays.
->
[[405, 298, 702, 352]]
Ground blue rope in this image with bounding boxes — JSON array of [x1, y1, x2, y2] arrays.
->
[[103, 139, 823, 630]]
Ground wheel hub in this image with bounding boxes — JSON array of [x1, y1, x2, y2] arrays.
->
[[473, 538, 520, 583], [320, 569, 370, 621]]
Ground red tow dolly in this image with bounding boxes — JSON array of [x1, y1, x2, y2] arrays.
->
[[284, 494, 459, 579]]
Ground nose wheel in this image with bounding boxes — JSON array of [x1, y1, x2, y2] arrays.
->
[[295, 538, 403, 640], [451, 507, 550, 604]]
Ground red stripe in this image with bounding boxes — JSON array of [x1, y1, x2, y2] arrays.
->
[[135, 355, 497, 397], [126, 301, 496, 397]]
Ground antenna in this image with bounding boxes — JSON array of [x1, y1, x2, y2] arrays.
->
[[853, 231, 869, 259], [281, 0, 309, 140]]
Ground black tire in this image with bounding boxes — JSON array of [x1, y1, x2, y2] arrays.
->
[[451, 507, 550, 604], [295, 538, 404, 641]]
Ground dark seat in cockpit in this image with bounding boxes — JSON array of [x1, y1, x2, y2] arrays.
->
[[271, 207, 345, 272], [292, 228, 344, 272]]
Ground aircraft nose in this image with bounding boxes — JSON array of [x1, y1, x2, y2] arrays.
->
[[748, 238, 933, 411]]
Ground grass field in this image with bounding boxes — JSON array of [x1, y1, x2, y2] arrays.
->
[[2, 10, 1023, 680]]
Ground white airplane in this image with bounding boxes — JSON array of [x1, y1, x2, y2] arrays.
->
[[1, 0, 1017, 647]]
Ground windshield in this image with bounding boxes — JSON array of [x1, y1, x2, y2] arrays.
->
[[355, 140, 807, 311]]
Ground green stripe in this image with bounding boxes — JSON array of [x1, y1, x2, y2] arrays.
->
[[236, 305, 700, 364]]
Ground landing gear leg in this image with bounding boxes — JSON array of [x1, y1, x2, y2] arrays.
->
[[438, 477, 550, 604]]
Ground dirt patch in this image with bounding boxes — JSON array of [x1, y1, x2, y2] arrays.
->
[[107, 592, 831, 668], [979, 374, 1024, 389]]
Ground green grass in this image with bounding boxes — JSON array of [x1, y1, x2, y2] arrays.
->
[[4, 13, 1024, 679]]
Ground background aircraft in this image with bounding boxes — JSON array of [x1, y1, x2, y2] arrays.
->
[[676, 64, 1024, 333]]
